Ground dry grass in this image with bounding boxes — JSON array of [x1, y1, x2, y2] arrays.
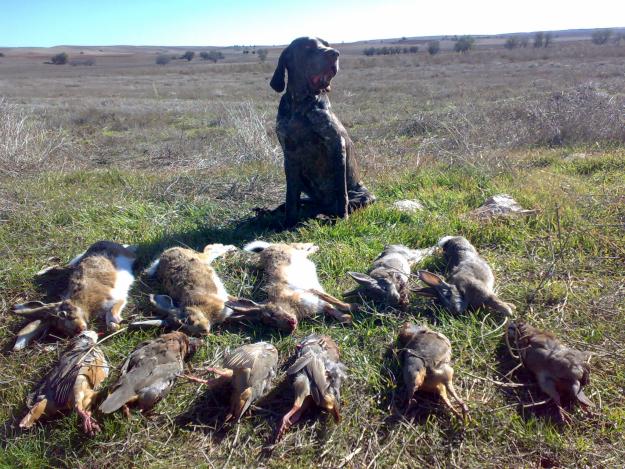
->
[[0, 99, 72, 175]]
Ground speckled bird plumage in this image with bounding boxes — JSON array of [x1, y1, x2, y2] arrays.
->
[[276, 334, 346, 440], [20, 330, 109, 435], [99, 331, 200, 414]]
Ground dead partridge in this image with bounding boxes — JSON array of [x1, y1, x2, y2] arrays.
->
[[20, 330, 109, 435], [276, 334, 347, 441], [201, 342, 278, 422], [397, 322, 468, 419], [507, 320, 593, 422], [99, 331, 200, 415]]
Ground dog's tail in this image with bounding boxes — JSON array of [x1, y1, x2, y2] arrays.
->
[[243, 240, 271, 253]]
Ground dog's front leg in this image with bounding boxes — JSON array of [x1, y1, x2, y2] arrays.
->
[[331, 137, 349, 219], [284, 157, 301, 227]]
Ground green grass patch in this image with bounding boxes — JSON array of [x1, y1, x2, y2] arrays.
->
[[0, 154, 624, 467]]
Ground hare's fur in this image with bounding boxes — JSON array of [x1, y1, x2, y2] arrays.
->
[[417, 236, 514, 316], [12, 241, 136, 350], [229, 241, 353, 330], [347, 244, 434, 308], [147, 244, 236, 334]]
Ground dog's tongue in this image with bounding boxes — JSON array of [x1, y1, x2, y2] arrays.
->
[[311, 74, 323, 88]]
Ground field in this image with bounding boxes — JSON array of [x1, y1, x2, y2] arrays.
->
[[1, 37, 624, 468]]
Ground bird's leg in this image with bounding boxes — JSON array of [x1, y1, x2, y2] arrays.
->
[[206, 367, 234, 379], [445, 381, 470, 421], [74, 377, 101, 434], [276, 396, 312, 442], [76, 407, 100, 435], [436, 383, 464, 419], [122, 404, 131, 419]]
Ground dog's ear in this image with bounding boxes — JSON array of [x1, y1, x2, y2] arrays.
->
[[270, 46, 289, 92]]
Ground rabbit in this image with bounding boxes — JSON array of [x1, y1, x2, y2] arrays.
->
[[12, 241, 136, 350], [345, 244, 435, 309], [136, 244, 238, 335], [225, 241, 356, 333], [414, 236, 515, 317]]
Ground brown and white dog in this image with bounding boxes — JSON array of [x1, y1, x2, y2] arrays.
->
[[270, 36, 375, 227]]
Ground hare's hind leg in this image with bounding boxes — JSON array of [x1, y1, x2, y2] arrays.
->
[[104, 299, 126, 331], [308, 289, 354, 312]]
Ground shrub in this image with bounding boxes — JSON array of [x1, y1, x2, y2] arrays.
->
[[592, 29, 612, 45], [544, 32, 553, 47], [504, 37, 518, 49], [362, 46, 416, 56], [533, 32, 544, 48], [69, 58, 95, 66], [200, 51, 224, 63], [401, 84, 625, 159], [453, 36, 474, 53], [180, 51, 195, 61], [0, 52, 4, 57], [50, 52, 68, 65], [427, 41, 440, 55], [155, 54, 171, 65], [257, 48, 269, 62]]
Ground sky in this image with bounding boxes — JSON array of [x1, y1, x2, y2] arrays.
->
[[0, 0, 623, 47]]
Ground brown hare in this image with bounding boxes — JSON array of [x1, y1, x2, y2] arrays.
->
[[12, 241, 136, 350], [226, 241, 355, 333]]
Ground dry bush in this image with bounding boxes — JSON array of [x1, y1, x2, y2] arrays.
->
[[0, 99, 72, 175], [223, 101, 280, 165], [402, 84, 625, 165]]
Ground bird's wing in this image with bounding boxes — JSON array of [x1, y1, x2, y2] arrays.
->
[[41, 341, 99, 406], [416, 331, 452, 369]]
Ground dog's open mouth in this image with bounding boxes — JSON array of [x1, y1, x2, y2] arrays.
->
[[310, 62, 338, 91]]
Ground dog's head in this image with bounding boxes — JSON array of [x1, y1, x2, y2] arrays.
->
[[270, 36, 339, 96]]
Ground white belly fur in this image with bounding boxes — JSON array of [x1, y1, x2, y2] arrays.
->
[[283, 253, 324, 292], [111, 255, 136, 301]]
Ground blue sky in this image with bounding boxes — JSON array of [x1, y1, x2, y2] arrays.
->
[[1, 0, 623, 47]]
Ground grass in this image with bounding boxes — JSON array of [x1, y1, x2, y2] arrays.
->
[[1, 151, 624, 468]]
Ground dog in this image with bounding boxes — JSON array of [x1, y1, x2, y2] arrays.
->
[[270, 36, 375, 227]]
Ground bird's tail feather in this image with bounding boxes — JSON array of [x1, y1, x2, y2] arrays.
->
[[99, 386, 136, 414]]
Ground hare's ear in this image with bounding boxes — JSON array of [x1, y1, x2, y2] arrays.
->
[[348, 272, 379, 288], [12, 301, 59, 318], [150, 294, 179, 314], [417, 270, 448, 288], [13, 319, 50, 351], [13, 301, 46, 312], [410, 286, 438, 297], [225, 298, 263, 313], [270, 47, 289, 92]]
